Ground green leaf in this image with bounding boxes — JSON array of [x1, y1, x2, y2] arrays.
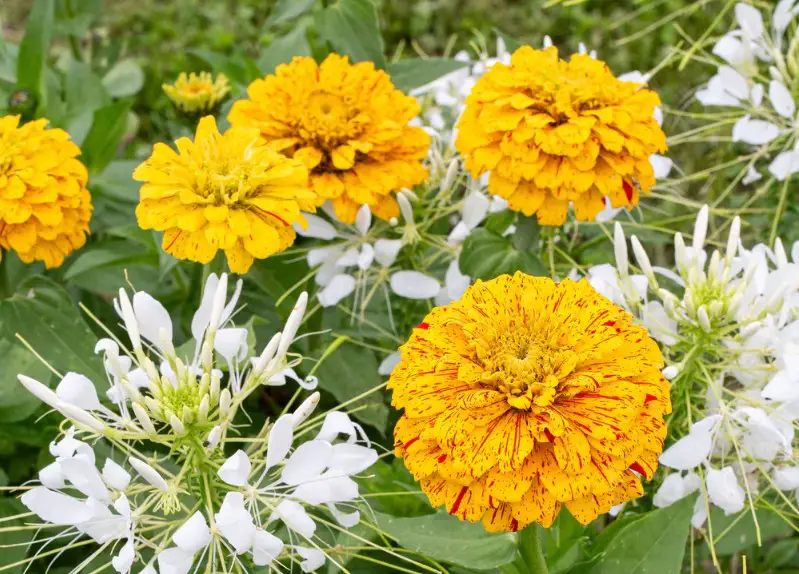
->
[[63, 61, 110, 144], [387, 58, 469, 93], [709, 507, 793, 556], [496, 30, 523, 52], [587, 496, 695, 574], [0, 337, 53, 423], [16, 0, 55, 106], [0, 277, 106, 384], [543, 511, 591, 573], [189, 49, 249, 85], [267, 0, 316, 24], [459, 229, 546, 281], [485, 210, 515, 235], [102, 58, 145, 98], [0, 38, 18, 84], [80, 99, 132, 172], [512, 215, 540, 252], [315, 0, 386, 68], [312, 341, 388, 431], [377, 512, 517, 570], [90, 159, 141, 202], [258, 24, 312, 75], [764, 539, 799, 570], [0, 499, 33, 573], [64, 241, 160, 297]]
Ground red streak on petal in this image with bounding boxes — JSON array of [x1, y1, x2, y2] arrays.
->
[[644, 394, 658, 404], [166, 231, 182, 250], [510, 518, 519, 532], [623, 180, 633, 202], [544, 429, 556, 442], [403, 437, 419, 450], [417, 322, 430, 330], [437, 454, 448, 463], [629, 462, 646, 475], [450, 486, 469, 515]]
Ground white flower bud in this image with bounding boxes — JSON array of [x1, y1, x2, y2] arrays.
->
[[400, 187, 420, 202], [708, 250, 721, 281], [277, 293, 307, 360], [674, 232, 687, 273], [727, 292, 743, 316], [389, 217, 398, 227], [208, 273, 229, 334], [252, 332, 282, 379], [292, 392, 321, 428], [205, 426, 222, 450], [693, 205, 709, 255], [774, 238, 789, 267], [159, 327, 175, 359], [630, 235, 654, 280], [169, 413, 185, 435], [182, 405, 193, 424], [697, 305, 711, 332], [726, 216, 740, 261], [129, 457, 169, 492], [441, 159, 459, 192], [614, 223, 629, 277], [144, 397, 164, 420], [740, 320, 762, 338], [210, 371, 221, 404], [132, 402, 156, 434], [397, 191, 415, 225], [57, 401, 106, 433], [219, 389, 231, 417], [117, 289, 141, 352], [709, 300, 724, 318], [198, 395, 209, 422], [18, 375, 59, 409], [662, 366, 679, 380]]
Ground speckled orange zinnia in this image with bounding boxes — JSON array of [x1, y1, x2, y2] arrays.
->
[[389, 273, 670, 531], [456, 46, 667, 225], [228, 54, 430, 224]]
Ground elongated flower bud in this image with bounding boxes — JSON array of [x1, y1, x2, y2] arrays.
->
[[219, 389, 231, 417], [292, 392, 321, 428], [630, 235, 654, 282], [57, 401, 106, 433], [726, 216, 740, 261], [697, 305, 711, 332], [613, 223, 628, 277], [132, 402, 156, 434], [252, 332, 282, 379], [397, 191, 415, 226], [117, 289, 142, 352], [693, 205, 709, 254], [205, 426, 222, 450], [277, 293, 307, 360], [208, 273, 229, 334], [441, 159, 459, 192], [129, 457, 169, 492], [18, 375, 59, 409], [169, 413, 185, 435], [198, 395, 209, 422]]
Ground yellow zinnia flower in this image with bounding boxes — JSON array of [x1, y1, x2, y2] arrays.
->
[[134, 116, 314, 274], [228, 54, 430, 224], [163, 72, 231, 113], [0, 115, 92, 269], [456, 47, 667, 225], [389, 272, 670, 532]]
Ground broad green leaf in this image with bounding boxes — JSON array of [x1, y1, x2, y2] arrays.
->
[[0, 38, 18, 84], [90, 159, 141, 202], [0, 338, 53, 423], [512, 215, 540, 252], [267, 0, 316, 24], [709, 507, 793, 556], [587, 496, 695, 574], [485, 210, 515, 235], [459, 228, 546, 281], [0, 277, 106, 384], [312, 341, 389, 432], [64, 241, 160, 296], [377, 512, 517, 570], [258, 24, 312, 74], [0, 499, 33, 573], [17, 0, 55, 107], [315, 0, 386, 68], [81, 99, 132, 173], [63, 61, 110, 144], [543, 511, 591, 573], [387, 58, 469, 93], [102, 58, 145, 98], [189, 49, 248, 85]]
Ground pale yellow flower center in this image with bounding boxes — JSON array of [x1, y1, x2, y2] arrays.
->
[[300, 90, 362, 150], [475, 330, 578, 410]]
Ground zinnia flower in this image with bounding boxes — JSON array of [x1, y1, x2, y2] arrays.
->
[[389, 272, 671, 531], [162, 71, 231, 113], [455, 46, 667, 225], [134, 116, 315, 273], [0, 115, 92, 268], [228, 54, 430, 224]]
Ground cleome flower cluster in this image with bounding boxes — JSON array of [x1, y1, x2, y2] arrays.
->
[[388, 272, 671, 531], [14, 273, 379, 572]]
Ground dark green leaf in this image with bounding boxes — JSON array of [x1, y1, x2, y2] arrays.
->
[[63, 61, 110, 144], [102, 58, 145, 98], [765, 539, 799, 569], [315, 0, 386, 68], [312, 341, 388, 431], [710, 507, 793, 556], [0, 277, 106, 384], [81, 99, 132, 172], [90, 159, 141, 202], [512, 215, 540, 252], [0, 338, 53, 423], [189, 49, 248, 85], [459, 229, 546, 281], [377, 512, 517, 570], [64, 241, 160, 296], [587, 495, 695, 574], [17, 0, 55, 107], [387, 58, 470, 93], [258, 25, 312, 74], [485, 210, 515, 235], [0, 499, 33, 573], [267, 0, 316, 24], [0, 37, 18, 84]]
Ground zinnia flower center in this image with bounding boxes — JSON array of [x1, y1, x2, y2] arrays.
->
[[475, 330, 578, 410], [300, 91, 363, 150]]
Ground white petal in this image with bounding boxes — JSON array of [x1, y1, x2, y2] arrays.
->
[[750, 83, 763, 107], [295, 213, 338, 240], [659, 430, 713, 470], [316, 411, 357, 443], [191, 273, 219, 342], [718, 66, 750, 100], [218, 450, 252, 487], [39, 462, 66, 489], [133, 292, 173, 350], [21, 486, 92, 525], [76, 498, 127, 543], [742, 165, 762, 185], [252, 529, 285, 566], [271, 500, 316, 538], [355, 205, 372, 236], [307, 246, 342, 269], [378, 352, 402, 376], [293, 475, 359, 505], [653, 473, 691, 508], [113, 494, 131, 519], [763, 370, 799, 401], [317, 274, 356, 307], [214, 328, 249, 364], [215, 492, 256, 554], [173, 511, 212, 555], [357, 243, 375, 270], [282, 440, 333, 485], [769, 80, 796, 118], [60, 457, 110, 502], [462, 192, 490, 228], [712, 35, 747, 67], [769, 151, 799, 180], [18, 374, 59, 409], [329, 443, 378, 475], [56, 372, 102, 411], [328, 503, 360, 527], [390, 271, 441, 300], [336, 247, 360, 267], [103, 459, 131, 491], [374, 239, 403, 267], [447, 221, 471, 245], [650, 154, 673, 179], [267, 415, 294, 469], [707, 466, 746, 514], [735, 2, 764, 38], [112, 537, 135, 573], [157, 547, 195, 574], [129, 457, 169, 492], [774, 0, 796, 38], [295, 546, 326, 572], [773, 466, 799, 490], [732, 115, 779, 145]]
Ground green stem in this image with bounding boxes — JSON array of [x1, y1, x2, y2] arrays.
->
[[519, 524, 549, 574], [0, 254, 9, 300]]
